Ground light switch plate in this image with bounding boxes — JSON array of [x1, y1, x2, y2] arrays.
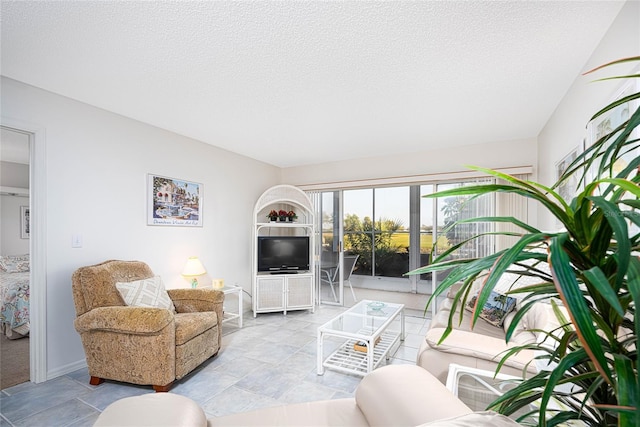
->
[[72, 234, 83, 248]]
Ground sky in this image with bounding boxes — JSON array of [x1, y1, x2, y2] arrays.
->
[[323, 186, 437, 229]]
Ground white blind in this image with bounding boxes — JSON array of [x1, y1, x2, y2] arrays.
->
[[495, 174, 529, 251]]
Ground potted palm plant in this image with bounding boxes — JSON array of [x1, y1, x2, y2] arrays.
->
[[408, 57, 639, 426]]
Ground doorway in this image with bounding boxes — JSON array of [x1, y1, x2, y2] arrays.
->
[[0, 120, 47, 385], [0, 127, 31, 388]]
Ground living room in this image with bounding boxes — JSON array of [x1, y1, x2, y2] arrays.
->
[[1, 1, 638, 425]]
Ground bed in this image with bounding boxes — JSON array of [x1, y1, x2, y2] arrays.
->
[[0, 255, 30, 339]]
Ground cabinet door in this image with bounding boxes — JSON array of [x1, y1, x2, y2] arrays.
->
[[256, 277, 285, 311], [286, 275, 313, 309]]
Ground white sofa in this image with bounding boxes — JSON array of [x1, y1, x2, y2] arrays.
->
[[94, 365, 519, 427], [416, 285, 551, 384]]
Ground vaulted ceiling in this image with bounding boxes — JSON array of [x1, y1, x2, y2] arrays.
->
[[0, 1, 626, 167]]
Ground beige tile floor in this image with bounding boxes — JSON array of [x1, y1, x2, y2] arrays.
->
[[0, 297, 430, 427]]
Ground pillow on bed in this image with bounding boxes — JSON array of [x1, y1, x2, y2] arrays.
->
[[0, 254, 30, 273], [116, 276, 175, 312]]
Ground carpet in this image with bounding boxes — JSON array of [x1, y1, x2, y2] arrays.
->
[[0, 334, 30, 390]]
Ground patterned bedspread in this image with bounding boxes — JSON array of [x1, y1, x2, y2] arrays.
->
[[0, 270, 30, 337]]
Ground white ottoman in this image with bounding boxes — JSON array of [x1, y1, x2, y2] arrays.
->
[[94, 393, 207, 427]]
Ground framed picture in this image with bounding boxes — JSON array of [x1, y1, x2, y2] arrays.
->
[[555, 143, 583, 204], [586, 79, 640, 183], [20, 206, 30, 239], [147, 174, 203, 227], [589, 81, 635, 143]]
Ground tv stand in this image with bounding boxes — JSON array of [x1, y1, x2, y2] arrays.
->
[[252, 185, 315, 317]]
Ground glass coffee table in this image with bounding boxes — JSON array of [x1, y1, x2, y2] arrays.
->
[[317, 300, 404, 376]]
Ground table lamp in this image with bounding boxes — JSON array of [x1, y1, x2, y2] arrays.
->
[[182, 256, 206, 288]]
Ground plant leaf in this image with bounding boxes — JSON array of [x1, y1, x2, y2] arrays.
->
[[587, 196, 630, 290], [582, 266, 624, 316], [548, 235, 614, 385]]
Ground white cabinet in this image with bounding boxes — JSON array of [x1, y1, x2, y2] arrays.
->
[[252, 185, 315, 317], [255, 274, 313, 314]]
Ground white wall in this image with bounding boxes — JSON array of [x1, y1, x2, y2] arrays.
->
[[1, 77, 280, 378], [282, 137, 537, 187], [1, 161, 30, 255], [1, 195, 30, 255], [1, 160, 29, 187], [537, 0, 639, 231]]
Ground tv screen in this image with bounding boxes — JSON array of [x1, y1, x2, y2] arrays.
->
[[257, 236, 310, 272]]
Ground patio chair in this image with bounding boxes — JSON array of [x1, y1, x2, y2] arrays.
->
[[320, 254, 359, 303]]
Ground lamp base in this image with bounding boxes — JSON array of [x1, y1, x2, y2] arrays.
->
[[191, 278, 198, 288]]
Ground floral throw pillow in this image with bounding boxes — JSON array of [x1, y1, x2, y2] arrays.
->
[[466, 290, 517, 328], [116, 276, 175, 312], [0, 254, 30, 273]]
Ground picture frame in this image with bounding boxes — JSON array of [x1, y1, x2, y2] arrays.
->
[[589, 80, 635, 143], [586, 78, 640, 183], [147, 174, 203, 227], [555, 143, 583, 204], [20, 206, 30, 239]]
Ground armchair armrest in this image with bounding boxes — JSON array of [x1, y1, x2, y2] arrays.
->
[[167, 289, 224, 314], [74, 306, 174, 335]]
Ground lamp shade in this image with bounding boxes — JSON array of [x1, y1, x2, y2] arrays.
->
[[182, 257, 206, 277]]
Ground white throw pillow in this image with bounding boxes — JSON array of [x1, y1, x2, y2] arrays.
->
[[116, 276, 175, 312]]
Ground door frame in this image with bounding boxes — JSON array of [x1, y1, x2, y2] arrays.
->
[[317, 191, 345, 306], [1, 117, 47, 383]]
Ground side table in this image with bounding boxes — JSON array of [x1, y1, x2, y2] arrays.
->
[[221, 285, 243, 328], [446, 363, 579, 422]]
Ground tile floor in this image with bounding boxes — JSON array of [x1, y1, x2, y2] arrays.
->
[[0, 304, 430, 427]]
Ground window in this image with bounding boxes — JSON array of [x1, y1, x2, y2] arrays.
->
[[311, 174, 528, 297], [343, 187, 410, 278]]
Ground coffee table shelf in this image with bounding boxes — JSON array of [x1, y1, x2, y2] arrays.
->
[[322, 330, 400, 376]]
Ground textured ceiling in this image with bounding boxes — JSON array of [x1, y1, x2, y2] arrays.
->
[[0, 1, 626, 167]]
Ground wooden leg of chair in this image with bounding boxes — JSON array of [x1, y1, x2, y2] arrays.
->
[[89, 376, 104, 386], [153, 383, 172, 393]]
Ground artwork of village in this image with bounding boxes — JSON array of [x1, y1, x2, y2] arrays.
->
[[148, 174, 202, 227]]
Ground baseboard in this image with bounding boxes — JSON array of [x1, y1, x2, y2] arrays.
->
[[47, 359, 87, 381]]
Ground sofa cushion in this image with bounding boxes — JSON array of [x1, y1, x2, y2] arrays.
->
[[432, 299, 506, 340], [210, 398, 369, 427], [74, 260, 155, 313], [116, 276, 176, 312], [502, 302, 550, 345], [94, 393, 207, 427], [174, 311, 218, 346], [426, 328, 535, 373], [419, 411, 520, 426], [356, 365, 472, 426]]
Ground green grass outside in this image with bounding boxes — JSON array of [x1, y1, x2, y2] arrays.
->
[[323, 232, 450, 253]]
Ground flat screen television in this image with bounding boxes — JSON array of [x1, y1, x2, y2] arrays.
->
[[257, 236, 310, 273]]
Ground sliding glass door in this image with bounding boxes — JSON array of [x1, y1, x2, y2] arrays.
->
[[318, 191, 343, 305], [312, 177, 510, 310]]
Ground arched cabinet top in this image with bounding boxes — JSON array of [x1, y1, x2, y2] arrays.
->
[[254, 184, 313, 213]]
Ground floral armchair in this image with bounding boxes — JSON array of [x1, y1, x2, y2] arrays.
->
[[71, 260, 224, 392]]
